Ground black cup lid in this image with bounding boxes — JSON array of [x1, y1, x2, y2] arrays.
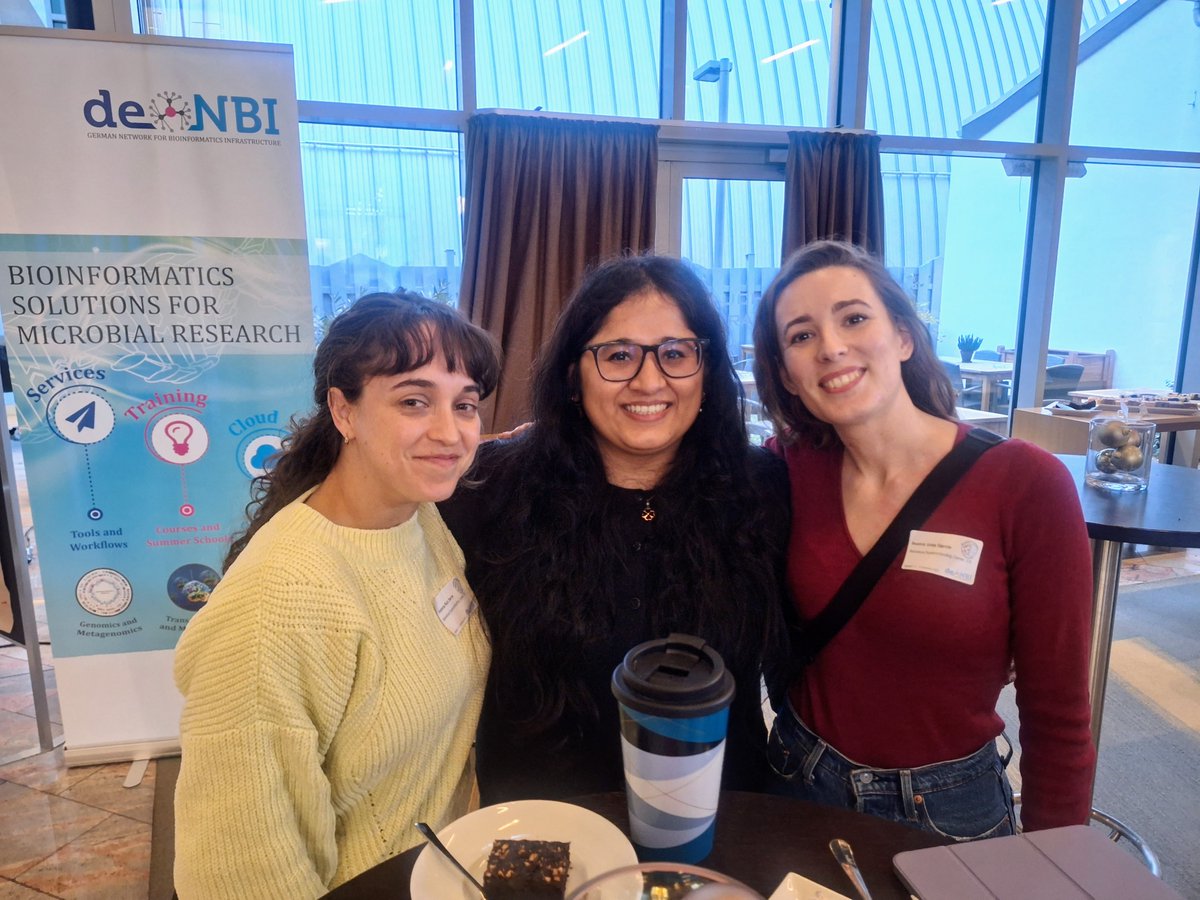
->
[[611, 632, 735, 715]]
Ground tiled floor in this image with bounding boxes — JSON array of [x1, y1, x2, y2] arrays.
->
[[1117, 545, 1200, 584], [0, 433, 155, 900], [0, 643, 156, 899]]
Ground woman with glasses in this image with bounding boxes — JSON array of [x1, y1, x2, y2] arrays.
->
[[752, 241, 1095, 838], [440, 254, 790, 804]]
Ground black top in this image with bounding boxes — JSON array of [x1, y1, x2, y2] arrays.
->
[[439, 440, 791, 805], [1056, 454, 1200, 548]]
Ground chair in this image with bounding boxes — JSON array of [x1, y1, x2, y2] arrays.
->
[[743, 398, 774, 446], [941, 360, 982, 409], [1009, 793, 1161, 875], [1043, 363, 1084, 401], [991, 362, 1084, 413], [1046, 354, 1066, 366], [974, 349, 1001, 361], [734, 355, 758, 401]]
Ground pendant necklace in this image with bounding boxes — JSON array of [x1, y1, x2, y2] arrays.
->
[[639, 494, 656, 522]]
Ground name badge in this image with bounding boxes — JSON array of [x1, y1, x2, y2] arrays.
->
[[433, 577, 476, 636], [901, 530, 983, 585]]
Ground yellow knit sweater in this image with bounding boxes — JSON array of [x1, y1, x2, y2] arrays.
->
[[173, 493, 488, 898]]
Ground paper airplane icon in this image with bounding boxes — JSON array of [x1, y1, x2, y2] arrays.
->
[[65, 400, 97, 432]]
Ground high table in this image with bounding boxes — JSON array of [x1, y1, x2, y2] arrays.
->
[[1053, 454, 1200, 876], [327, 790, 949, 899], [1055, 455, 1200, 751]]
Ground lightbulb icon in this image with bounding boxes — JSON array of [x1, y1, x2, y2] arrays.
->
[[165, 419, 194, 456], [148, 413, 208, 466]]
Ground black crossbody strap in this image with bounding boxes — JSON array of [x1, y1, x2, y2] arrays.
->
[[795, 427, 1004, 664]]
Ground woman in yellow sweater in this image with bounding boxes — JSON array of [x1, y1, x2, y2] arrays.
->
[[173, 292, 500, 898]]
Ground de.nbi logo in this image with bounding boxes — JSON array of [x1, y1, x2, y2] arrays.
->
[[83, 88, 280, 136]]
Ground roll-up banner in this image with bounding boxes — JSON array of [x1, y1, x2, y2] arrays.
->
[[0, 489, 23, 645], [0, 28, 314, 763]]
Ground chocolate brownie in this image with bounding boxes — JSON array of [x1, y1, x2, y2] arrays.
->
[[482, 839, 571, 898]]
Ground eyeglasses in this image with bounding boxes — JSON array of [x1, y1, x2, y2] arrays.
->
[[583, 338, 709, 382]]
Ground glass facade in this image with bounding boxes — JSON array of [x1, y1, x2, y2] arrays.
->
[[140, 0, 460, 108], [1054, 163, 1200, 391], [685, 0, 832, 126], [126, 0, 1200, 409], [680, 177, 785, 357], [301, 125, 464, 331], [1069, 0, 1200, 154], [884, 152, 1029, 371], [867, 0, 1048, 140], [475, 0, 661, 117]]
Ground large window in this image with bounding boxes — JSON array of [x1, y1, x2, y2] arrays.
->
[[474, 0, 661, 117], [685, 0, 832, 126], [302, 125, 464, 331], [883, 153, 1029, 369], [680, 177, 784, 357], [866, 0, 1049, 141], [138, 1, 465, 321], [139, 0, 461, 108], [1052, 163, 1200, 391], [123, 0, 1200, 418], [1069, 1, 1200, 154]]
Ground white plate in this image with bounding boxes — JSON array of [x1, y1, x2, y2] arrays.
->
[[769, 871, 851, 900], [410, 799, 638, 899], [1045, 404, 1102, 417]]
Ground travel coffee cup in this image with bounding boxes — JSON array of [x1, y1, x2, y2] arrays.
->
[[611, 633, 735, 863]]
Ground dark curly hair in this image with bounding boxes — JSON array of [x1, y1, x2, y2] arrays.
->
[[458, 254, 787, 736], [752, 240, 957, 448], [224, 291, 500, 570]]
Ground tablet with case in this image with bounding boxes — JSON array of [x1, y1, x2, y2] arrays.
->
[[893, 824, 1182, 900]]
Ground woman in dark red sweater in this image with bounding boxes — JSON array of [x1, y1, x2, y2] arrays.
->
[[752, 240, 1095, 838]]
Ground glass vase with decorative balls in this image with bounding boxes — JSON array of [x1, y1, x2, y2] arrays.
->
[[1085, 416, 1155, 491]]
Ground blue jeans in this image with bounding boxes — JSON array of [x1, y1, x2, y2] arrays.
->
[[767, 702, 1016, 841]]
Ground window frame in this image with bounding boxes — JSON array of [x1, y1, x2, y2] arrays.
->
[[83, 0, 1200, 407]]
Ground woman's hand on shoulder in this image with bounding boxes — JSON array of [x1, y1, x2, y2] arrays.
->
[[483, 421, 533, 442]]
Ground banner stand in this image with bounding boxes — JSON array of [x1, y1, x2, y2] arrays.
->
[[0, 389, 59, 765], [0, 28, 313, 763]]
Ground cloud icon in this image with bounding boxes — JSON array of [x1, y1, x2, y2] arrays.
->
[[250, 444, 280, 472]]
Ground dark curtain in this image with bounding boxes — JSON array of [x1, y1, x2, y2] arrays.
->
[[781, 131, 884, 259], [459, 114, 658, 432]]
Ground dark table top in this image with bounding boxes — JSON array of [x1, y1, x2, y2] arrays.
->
[[1057, 454, 1200, 548], [328, 790, 948, 899]]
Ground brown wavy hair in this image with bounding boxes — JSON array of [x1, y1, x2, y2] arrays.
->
[[752, 240, 957, 448], [223, 291, 500, 570]]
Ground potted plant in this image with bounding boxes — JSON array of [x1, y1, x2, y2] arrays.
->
[[957, 334, 983, 363]]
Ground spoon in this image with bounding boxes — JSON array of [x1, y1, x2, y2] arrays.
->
[[415, 821, 486, 898], [829, 838, 874, 900]]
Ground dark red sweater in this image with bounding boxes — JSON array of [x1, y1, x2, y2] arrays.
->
[[774, 425, 1096, 831]]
